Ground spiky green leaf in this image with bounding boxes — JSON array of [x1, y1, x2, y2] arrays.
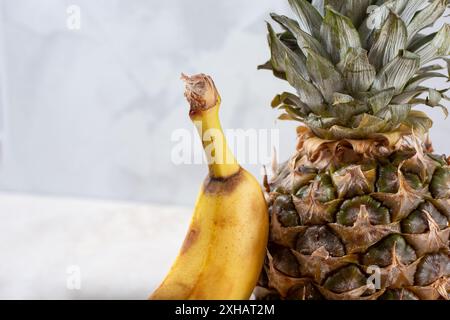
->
[[407, 0, 447, 43], [411, 89, 450, 118], [368, 12, 407, 71], [266, 23, 309, 79], [402, 110, 433, 134], [311, 0, 325, 16], [445, 58, 450, 79], [257, 61, 288, 80], [377, 104, 412, 125], [332, 92, 354, 105], [305, 115, 342, 136], [331, 100, 369, 124], [399, 0, 427, 25], [392, 87, 429, 104], [368, 87, 396, 114], [266, 24, 289, 73], [288, 0, 323, 37], [272, 92, 300, 108], [278, 113, 301, 121], [338, 47, 376, 93], [285, 54, 325, 111], [359, 3, 391, 48], [257, 60, 272, 71], [429, 89, 444, 107], [279, 31, 307, 54], [372, 50, 420, 94], [332, 0, 373, 27], [419, 64, 444, 73], [324, 0, 345, 12], [321, 6, 362, 63], [316, 0, 372, 21], [408, 32, 436, 52], [279, 92, 300, 107], [414, 24, 450, 65], [306, 50, 345, 103], [386, 0, 409, 15], [375, 0, 425, 26], [272, 92, 312, 118], [405, 72, 448, 91], [325, 113, 390, 139], [280, 105, 308, 120], [270, 14, 330, 59], [315, 0, 361, 16]]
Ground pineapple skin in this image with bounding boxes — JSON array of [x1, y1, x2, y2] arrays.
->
[[255, 129, 450, 300], [257, 0, 450, 300]]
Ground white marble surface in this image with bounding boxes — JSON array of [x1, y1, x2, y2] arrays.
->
[[0, 0, 449, 300], [0, 192, 191, 299]]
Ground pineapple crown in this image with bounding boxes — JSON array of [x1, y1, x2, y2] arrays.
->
[[260, 0, 450, 140]]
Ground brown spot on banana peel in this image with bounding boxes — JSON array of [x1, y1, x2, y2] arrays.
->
[[214, 216, 231, 229], [203, 168, 244, 195], [180, 228, 200, 255]]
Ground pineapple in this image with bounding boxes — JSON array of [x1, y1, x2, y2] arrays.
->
[[256, 0, 450, 300]]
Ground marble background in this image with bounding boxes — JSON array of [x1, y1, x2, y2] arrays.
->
[[0, 1, 448, 207], [0, 0, 449, 300], [0, 0, 294, 207]]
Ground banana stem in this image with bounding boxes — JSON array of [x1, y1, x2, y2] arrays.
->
[[182, 74, 240, 179]]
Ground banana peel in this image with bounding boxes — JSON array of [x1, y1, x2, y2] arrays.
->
[[150, 74, 269, 300]]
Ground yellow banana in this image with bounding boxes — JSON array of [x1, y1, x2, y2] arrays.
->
[[150, 74, 269, 300]]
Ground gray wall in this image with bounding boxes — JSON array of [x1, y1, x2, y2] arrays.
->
[[0, 0, 448, 206]]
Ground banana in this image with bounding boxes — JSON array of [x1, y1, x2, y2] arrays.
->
[[150, 74, 269, 300]]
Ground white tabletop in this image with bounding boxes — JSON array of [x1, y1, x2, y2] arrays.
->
[[0, 192, 191, 299]]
